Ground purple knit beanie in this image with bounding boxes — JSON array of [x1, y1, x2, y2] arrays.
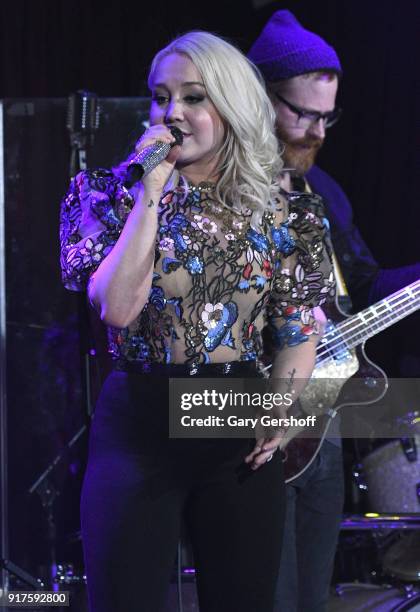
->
[[248, 10, 342, 80]]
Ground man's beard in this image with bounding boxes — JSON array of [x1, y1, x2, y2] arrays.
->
[[277, 126, 323, 176]]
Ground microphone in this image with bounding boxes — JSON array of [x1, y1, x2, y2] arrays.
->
[[66, 90, 100, 175], [66, 90, 100, 146], [124, 126, 183, 188]]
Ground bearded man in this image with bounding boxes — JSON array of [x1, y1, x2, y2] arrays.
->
[[249, 10, 420, 612]]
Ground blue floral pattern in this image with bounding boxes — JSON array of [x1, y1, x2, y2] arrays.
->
[[60, 169, 335, 365]]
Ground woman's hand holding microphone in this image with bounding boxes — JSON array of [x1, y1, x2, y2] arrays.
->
[[126, 125, 183, 197]]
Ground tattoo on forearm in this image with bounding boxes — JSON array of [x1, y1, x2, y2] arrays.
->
[[287, 368, 296, 394], [148, 199, 155, 208]]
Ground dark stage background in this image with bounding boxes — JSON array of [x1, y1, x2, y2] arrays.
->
[[1, 0, 419, 587]]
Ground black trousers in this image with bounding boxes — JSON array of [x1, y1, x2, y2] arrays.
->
[[274, 441, 345, 612], [81, 365, 286, 612]]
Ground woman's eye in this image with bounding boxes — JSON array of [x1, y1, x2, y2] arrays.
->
[[152, 95, 168, 105], [185, 95, 204, 104], [152, 94, 205, 106]]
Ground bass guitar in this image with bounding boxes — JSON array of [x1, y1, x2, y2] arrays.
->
[[267, 280, 420, 483]]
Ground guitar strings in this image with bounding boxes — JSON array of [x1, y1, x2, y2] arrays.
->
[[316, 296, 420, 363], [261, 281, 420, 372], [319, 289, 420, 352], [315, 282, 420, 364], [327, 291, 419, 342], [316, 303, 420, 363], [318, 280, 420, 343]]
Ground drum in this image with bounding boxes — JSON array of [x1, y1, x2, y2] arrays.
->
[[362, 436, 420, 513], [328, 584, 420, 611], [383, 532, 420, 582]]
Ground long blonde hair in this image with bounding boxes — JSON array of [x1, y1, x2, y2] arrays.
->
[[148, 31, 283, 226]]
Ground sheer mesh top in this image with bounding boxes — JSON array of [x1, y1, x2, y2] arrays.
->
[[60, 169, 335, 365]]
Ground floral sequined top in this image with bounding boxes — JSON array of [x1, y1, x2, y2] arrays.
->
[[60, 169, 335, 365]]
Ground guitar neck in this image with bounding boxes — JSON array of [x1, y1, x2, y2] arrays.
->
[[318, 280, 420, 357]]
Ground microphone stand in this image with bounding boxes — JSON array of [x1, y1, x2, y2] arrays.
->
[[17, 91, 101, 600], [28, 426, 87, 589], [0, 92, 100, 608], [67, 90, 100, 421]]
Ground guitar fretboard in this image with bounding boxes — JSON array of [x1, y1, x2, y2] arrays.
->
[[317, 280, 420, 365]]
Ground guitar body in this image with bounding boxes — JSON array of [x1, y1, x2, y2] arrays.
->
[[263, 280, 419, 483], [283, 343, 388, 483], [282, 299, 389, 484]]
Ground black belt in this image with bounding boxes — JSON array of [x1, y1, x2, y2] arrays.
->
[[114, 360, 258, 378]]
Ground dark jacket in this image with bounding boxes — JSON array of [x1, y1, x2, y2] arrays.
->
[[306, 165, 420, 311]]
